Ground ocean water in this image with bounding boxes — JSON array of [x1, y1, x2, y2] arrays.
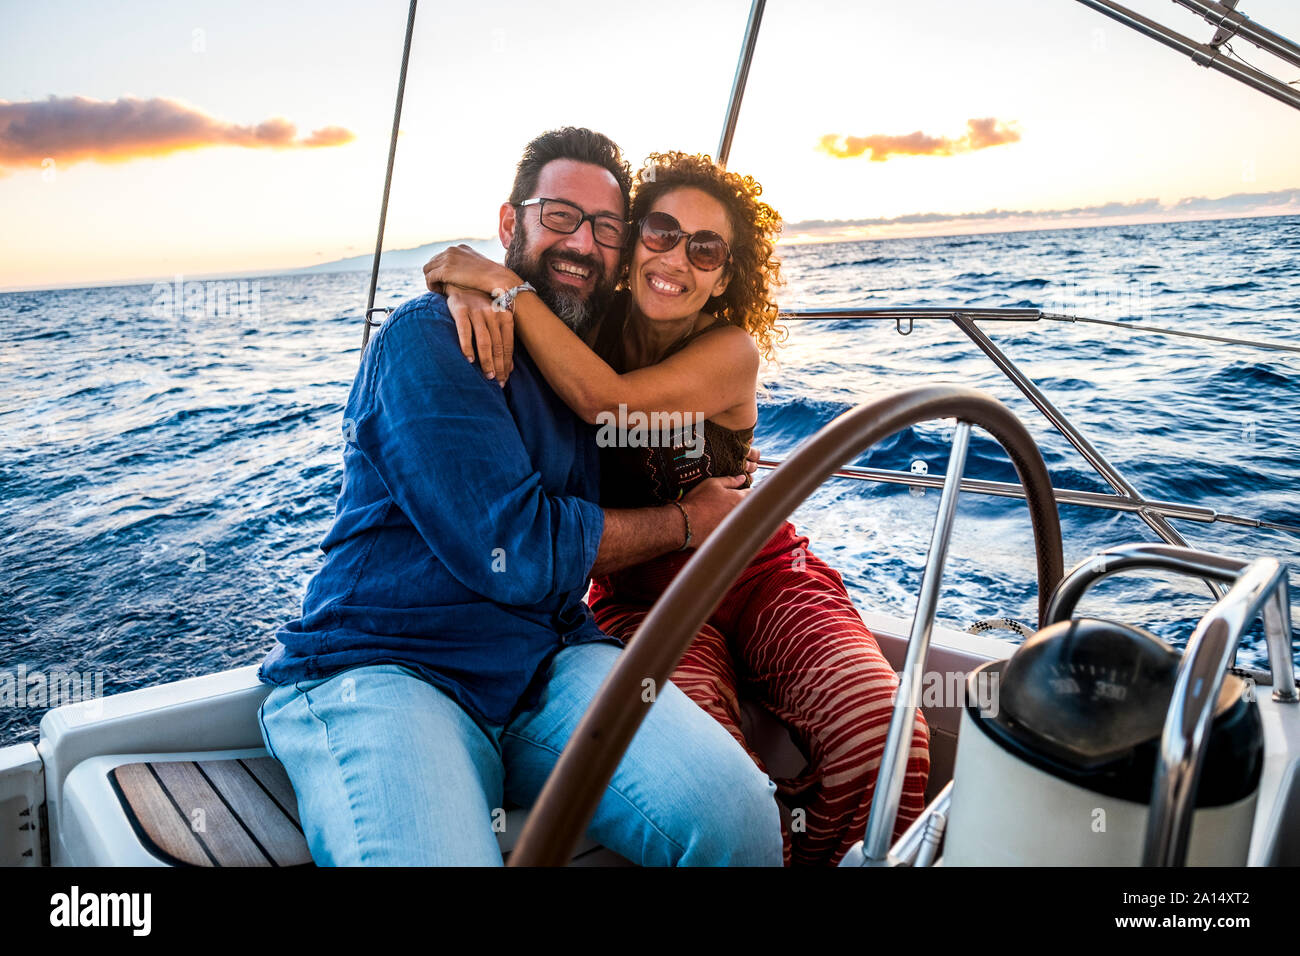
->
[[1, 214, 1297, 744]]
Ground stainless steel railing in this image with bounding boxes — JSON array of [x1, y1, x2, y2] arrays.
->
[[1046, 542, 1298, 700], [1073, 0, 1300, 111], [861, 422, 972, 863], [764, 308, 1300, 601], [757, 461, 1298, 534], [1145, 557, 1291, 865], [1172, 0, 1300, 69], [715, 0, 766, 168]]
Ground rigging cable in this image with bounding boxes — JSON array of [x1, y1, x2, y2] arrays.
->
[[1040, 313, 1300, 355], [362, 0, 419, 352], [1221, 38, 1300, 85]]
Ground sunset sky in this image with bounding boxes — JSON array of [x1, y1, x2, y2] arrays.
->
[[3, 0, 1299, 290]]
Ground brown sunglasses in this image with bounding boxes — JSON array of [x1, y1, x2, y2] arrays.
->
[[637, 211, 731, 271]]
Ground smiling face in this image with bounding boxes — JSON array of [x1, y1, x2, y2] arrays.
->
[[629, 186, 732, 324], [500, 158, 624, 333]]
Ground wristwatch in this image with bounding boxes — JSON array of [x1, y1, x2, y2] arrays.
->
[[493, 281, 536, 312]]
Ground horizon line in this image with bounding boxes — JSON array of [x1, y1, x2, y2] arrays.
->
[[3, 208, 1297, 296]]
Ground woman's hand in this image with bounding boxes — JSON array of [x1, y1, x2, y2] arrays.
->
[[744, 445, 761, 477], [423, 244, 521, 298], [445, 284, 514, 384]]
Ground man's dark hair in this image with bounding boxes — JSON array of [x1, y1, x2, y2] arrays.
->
[[508, 127, 633, 213]]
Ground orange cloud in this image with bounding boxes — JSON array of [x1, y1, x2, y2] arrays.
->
[[0, 95, 356, 170], [819, 117, 1021, 161], [300, 125, 354, 148]]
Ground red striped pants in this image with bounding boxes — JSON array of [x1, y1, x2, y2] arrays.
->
[[588, 521, 930, 867]]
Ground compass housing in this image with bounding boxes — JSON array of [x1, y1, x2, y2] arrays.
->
[[963, 618, 1264, 806]]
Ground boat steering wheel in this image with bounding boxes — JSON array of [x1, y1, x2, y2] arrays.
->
[[508, 384, 1065, 866]]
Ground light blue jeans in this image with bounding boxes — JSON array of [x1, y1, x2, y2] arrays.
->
[[257, 641, 783, 866]]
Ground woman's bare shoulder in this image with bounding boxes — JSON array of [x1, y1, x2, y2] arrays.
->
[[686, 320, 759, 360]]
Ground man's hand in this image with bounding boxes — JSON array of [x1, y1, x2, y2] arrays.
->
[[680, 474, 749, 547], [744, 444, 761, 478], [592, 475, 749, 577], [444, 284, 514, 384]]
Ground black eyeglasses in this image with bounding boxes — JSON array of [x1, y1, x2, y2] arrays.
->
[[515, 198, 628, 249], [638, 211, 731, 272]]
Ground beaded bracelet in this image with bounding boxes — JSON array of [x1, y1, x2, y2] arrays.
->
[[669, 499, 693, 551]]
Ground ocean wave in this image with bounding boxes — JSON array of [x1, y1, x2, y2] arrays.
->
[[826, 255, 913, 268], [1205, 360, 1295, 389], [1203, 280, 1263, 293], [1, 216, 1297, 745]]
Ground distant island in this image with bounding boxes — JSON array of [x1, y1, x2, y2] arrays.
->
[[290, 237, 502, 276]]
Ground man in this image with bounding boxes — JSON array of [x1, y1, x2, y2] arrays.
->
[[256, 127, 783, 865]]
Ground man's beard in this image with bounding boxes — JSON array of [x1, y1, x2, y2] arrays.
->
[[504, 229, 616, 335]]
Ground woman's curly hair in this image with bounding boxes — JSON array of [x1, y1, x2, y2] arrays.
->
[[625, 151, 785, 360]]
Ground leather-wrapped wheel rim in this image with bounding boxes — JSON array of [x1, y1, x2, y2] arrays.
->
[[509, 384, 1064, 866]]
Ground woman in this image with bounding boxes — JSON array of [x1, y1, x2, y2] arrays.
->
[[423, 152, 929, 866]]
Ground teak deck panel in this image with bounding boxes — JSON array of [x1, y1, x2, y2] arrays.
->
[[110, 758, 312, 867]]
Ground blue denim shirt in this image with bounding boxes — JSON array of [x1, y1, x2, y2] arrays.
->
[[257, 292, 613, 727]]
